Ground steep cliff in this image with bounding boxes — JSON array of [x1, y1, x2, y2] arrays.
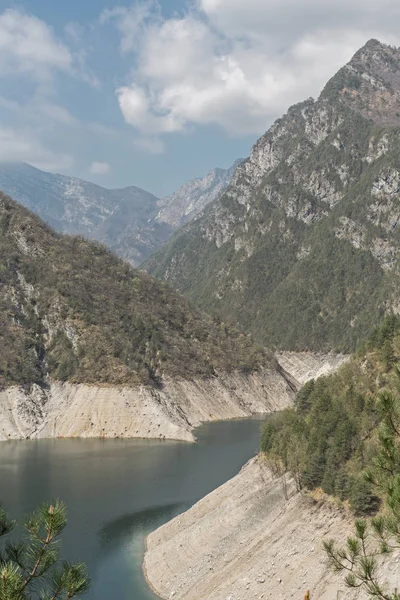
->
[[146, 40, 400, 352], [156, 161, 241, 228]]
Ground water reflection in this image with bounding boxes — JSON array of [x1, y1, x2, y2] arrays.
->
[[98, 504, 184, 552]]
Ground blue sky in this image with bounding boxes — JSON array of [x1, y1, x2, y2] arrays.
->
[[0, 0, 400, 196]]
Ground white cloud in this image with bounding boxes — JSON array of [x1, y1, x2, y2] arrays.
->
[[89, 161, 111, 174], [0, 8, 72, 80], [0, 8, 101, 171], [107, 0, 400, 139], [100, 1, 159, 54], [199, 0, 400, 38], [117, 84, 184, 134], [0, 126, 74, 171]]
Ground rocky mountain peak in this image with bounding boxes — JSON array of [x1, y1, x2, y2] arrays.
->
[[145, 38, 400, 353], [322, 39, 400, 125]]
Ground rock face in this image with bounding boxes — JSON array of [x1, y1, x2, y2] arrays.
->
[[0, 161, 238, 266], [276, 352, 350, 387], [0, 370, 294, 442], [144, 457, 400, 600], [0, 339, 346, 442], [156, 161, 241, 228], [146, 39, 400, 353]]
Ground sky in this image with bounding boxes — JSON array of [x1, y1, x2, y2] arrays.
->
[[1, 1, 400, 196]]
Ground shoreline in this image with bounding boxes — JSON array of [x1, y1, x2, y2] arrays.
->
[[0, 352, 348, 443], [143, 538, 164, 600], [142, 457, 357, 600]]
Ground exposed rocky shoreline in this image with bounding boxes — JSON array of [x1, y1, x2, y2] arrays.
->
[[0, 368, 293, 441], [144, 457, 400, 600], [0, 352, 346, 442]]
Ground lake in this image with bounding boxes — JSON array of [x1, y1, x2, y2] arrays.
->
[[0, 418, 265, 599]]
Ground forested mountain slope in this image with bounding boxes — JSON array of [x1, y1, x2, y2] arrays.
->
[[0, 193, 298, 440], [146, 40, 400, 353], [262, 314, 400, 514], [0, 192, 274, 390]]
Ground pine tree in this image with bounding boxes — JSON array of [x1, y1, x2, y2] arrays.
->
[[0, 500, 90, 600], [324, 372, 400, 599]]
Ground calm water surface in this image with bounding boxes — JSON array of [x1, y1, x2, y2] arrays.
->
[[0, 418, 264, 600]]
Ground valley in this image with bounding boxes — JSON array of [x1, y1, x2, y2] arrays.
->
[[2, 31, 400, 600]]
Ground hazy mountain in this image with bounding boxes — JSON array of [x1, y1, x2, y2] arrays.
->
[[145, 40, 400, 353], [0, 160, 239, 266], [156, 160, 242, 228]]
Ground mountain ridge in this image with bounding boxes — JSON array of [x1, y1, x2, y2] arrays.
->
[[0, 191, 274, 389], [0, 160, 239, 266], [156, 160, 242, 228], [145, 39, 400, 353]]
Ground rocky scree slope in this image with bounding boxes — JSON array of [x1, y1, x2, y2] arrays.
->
[[146, 39, 400, 353], [0, 161, 238, 266], [0, 194, 295, 440], [144, 457, 400, 600]]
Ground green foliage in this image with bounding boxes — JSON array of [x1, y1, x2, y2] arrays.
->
[[261, 410, 307, 491], [0, 194, 272, 389], [295, 379, 315, 414], [0, 500, 90, 600], [324, 373, 400, 599], [261, 316, 400, 512], [349, 477, 381, 516]]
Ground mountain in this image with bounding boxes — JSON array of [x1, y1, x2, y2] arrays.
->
[[0, 192, 295, 440], [156, 160, 242, 228], [0, 162, 169, 266], [146, 40, 400, 353], [0, 161, 239, 266]]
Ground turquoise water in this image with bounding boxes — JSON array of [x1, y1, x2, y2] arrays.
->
[[0, 418, 264, 599]]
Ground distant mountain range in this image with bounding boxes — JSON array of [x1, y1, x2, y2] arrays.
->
[[0, 160, 240, 266], [156, 160, 242, 228], [145, 39, 400, 353]]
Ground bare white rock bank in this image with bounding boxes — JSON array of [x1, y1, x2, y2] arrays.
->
[[0, 352, 348, 442], [0, 368, 294, 442], [276, 352, 350, 387], [144, 458, 400, 600]]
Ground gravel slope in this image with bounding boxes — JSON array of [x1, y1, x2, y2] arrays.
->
[[144, 457, 400, 600]]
